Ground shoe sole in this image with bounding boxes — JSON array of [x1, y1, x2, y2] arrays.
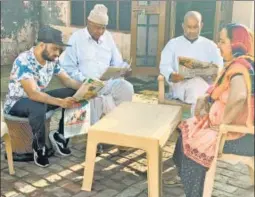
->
[[33, 150, 49, 168], [49, 131, 71, 157]]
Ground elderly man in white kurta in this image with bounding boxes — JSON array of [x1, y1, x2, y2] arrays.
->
[[160, 11, 223, 113], [60, 4, 134, 124]]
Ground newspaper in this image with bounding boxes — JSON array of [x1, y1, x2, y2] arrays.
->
[[100, 67, 131, 81], [178, 56, 219, 79], [100, 59, 132, 81], [63, 101, 90, 138], [64, 78, 104, 138], [73, 78, 105, 101], [64, 60, 131, 138]]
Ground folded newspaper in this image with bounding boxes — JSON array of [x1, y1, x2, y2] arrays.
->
[[100, 66, 131, 81], [178, 56, 219, 79], [100, 59, 132, 81], [64, 101, 90, 138], [64, 60, 131, 138], [64, 78, 104, 138]]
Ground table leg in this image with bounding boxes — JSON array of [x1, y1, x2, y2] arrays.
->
[[81, 134, 98, 191], [147, 142, 162, 197], [158, 148, 163, 196]]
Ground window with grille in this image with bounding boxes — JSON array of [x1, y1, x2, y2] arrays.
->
[[70, 0, 131, 32]]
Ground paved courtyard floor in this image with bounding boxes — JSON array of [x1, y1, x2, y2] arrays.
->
[[1, 65, 254, 197]]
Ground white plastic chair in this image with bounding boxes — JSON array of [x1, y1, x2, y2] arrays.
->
[[203, 124, 254, 197], [1, 103, 15, 175]]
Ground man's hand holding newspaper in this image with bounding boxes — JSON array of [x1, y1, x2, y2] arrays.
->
[[64, 60, 132, 139], [170, 72, 185, 83], [72, 78, 104, 102], [60, 97, 80, 108], [72, 59, 132, 102], [100, 59, 132, 81], [64, 78, 104, 139]]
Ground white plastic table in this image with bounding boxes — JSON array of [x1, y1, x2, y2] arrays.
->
[[82, 102, 182, 197]]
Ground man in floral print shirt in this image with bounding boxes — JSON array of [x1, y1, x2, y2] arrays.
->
[[3, 26, 82, 167]]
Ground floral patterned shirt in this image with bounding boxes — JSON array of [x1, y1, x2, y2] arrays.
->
[[4, 47, 64, 114]]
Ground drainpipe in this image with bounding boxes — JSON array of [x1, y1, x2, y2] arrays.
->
[[32, 0, 42, 45], [37, 0, 42, 29]]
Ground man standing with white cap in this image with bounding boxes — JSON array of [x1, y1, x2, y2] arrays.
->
[[60, 4, 134, 125]]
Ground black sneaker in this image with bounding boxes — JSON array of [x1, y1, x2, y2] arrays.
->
[[96, 144, 105, 156], [33, 146, 49, 168], [49, 131, 71, 156], [57, 133, 70, 148]]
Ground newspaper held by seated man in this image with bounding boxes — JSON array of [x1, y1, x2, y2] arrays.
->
[[64, 78, 104, 138], [64, 59, 131, 138], [73, 78, 105, 101], [100, 58, 132, 81], [178, 56, 219, 80], [100, 66, 131, 81]]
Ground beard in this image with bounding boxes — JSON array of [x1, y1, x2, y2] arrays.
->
[[41, 48, 56, 62]]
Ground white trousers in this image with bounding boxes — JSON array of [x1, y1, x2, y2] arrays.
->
[[90, 78, 134, 124], [170, 77, 209, 116]]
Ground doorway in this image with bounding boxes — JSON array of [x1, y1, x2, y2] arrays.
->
[[130, 1, 166, 76]]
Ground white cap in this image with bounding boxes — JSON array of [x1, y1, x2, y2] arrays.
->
[[87, 4, 108, 26]]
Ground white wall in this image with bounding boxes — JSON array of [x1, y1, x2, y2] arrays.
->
[[232, 1, 254, 30]]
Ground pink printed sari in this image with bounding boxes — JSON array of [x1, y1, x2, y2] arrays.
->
[[179, 56, 254, 168]]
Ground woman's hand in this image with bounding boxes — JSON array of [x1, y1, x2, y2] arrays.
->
[[194, 94, 210, 118], [210, 125, 219, 132]]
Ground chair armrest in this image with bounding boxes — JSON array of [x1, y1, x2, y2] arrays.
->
[[1, 102, 4, 123], [158, 74, 165, 104], [157, 74, 165, 82], [217, 124, 254, 156], [1, 121, 8, 138], [220, 124, 254, 135]]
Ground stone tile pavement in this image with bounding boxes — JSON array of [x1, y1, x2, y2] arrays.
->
[[1, 98, 254, 197], [1, 65, 254, 197]]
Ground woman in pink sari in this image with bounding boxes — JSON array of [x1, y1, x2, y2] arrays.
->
[[172, 23, 254, 197]]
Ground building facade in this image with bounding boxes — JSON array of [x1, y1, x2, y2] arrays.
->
[[41, 1, 234, 76], [1, 1, 254, 76]]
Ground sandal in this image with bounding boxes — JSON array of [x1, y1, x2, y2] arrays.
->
[[163, 176, 183, 187]]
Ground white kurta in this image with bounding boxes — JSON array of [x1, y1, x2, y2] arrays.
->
[[59, 28, 126, 82], [159, 36, 223, 105], [60, 28, 134, 124]]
